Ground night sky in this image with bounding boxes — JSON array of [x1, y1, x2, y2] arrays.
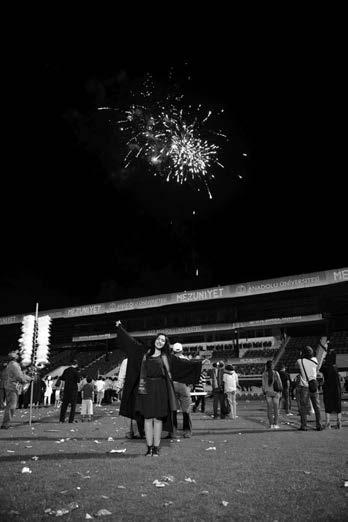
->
[[1, 28, 346, 316]]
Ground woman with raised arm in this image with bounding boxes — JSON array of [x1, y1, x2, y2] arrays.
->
[[115, 321, 206, 456]]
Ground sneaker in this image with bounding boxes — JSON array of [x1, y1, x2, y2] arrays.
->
[[183, 432, 192, 438], [298, 427, 308, 431], [269, 425, 274, 429], [337, 420, 342, 430], [273, 425, 280, 429], [286, 413, 294, 416], [324, 422, 331, 430], [316, 425, 323, 431]]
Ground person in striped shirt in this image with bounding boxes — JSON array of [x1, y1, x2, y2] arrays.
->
[[192, 369, 207, 413]]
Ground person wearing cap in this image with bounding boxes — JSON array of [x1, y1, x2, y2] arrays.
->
[[59, 360, 80, 423], [170, 342, 192, 438], [1, 350, 32, 429]]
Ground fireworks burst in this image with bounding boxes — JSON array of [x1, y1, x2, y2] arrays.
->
[[99, 72, 227, 198]]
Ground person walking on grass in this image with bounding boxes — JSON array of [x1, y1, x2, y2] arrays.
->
[[262, 360, 283, 430], [115, 321, 207, 457], [1, 350, 32, 429], [59, 360, 80, 423]]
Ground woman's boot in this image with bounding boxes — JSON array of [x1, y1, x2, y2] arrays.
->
[[152, 446, 160, 457], [145, 446, 152, 457]]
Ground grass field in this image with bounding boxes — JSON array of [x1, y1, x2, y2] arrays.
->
[[0, 397, 347, 521]]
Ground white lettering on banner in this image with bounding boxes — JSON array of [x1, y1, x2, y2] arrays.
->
[[110, 297, 168, 312], [72, 333, 117, 342], [242, 275, 322, 295], [131, 314, 323, 337], [66, 305, 103, 317], [235, 358, 265, 365], [176, 287, 224, 303], [0, 268, 347, 324], [0, 315, 21, 325], [334, 270, 348, 282]]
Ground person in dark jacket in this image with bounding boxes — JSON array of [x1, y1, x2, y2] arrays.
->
[[115, 321, 205, 457], [278, 364, 292, 414], [320, 350, 342, 429], [0, 361, 7, 409], [59, 360, 80, 423]]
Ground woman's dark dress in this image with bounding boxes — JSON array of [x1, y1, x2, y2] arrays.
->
[[135, 356, 168, 419], [115, 325, 202, 433]]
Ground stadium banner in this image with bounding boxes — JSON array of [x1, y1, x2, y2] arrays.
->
[[72, 333, 117, 342], [0, 267, 346, 325], [130, 314, 323, 338]]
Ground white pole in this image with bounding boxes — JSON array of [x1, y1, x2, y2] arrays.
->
[[29, 303, 39, 427]]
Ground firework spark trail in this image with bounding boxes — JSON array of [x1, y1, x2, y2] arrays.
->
[[98, 73, 228, 197]]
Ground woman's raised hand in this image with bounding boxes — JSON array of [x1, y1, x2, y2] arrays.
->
[[115, 320, 122, 327]]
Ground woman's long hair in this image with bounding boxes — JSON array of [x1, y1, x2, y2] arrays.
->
[[146, 333, 171, 358], [266, 360, 274, 386]]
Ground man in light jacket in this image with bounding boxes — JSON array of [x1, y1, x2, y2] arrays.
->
[[223, 364, 239, 419], [1, 350, 32, 429], [296, 346, 322, 431]]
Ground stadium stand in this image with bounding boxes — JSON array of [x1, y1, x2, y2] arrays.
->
[[81, 350, 124, 379], [329, 330, 348, 354], [276, 335, 320, 373], [243, 348, 278, 358]]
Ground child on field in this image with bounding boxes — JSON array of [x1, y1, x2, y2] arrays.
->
[[81, 376, 95, 421]]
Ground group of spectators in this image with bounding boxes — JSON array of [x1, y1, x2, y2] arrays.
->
[[261, 345, 343, 431], [0, 337, 345, 440]]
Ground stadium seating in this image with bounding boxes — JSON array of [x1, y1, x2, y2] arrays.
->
[[243, 348, 278, 358], [276, 335, 320, 372], [328, 331, 348, 354], [81, 350, 124, 379]]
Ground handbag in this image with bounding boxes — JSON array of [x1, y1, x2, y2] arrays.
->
[[221, 394, 231, 415], [301, 359, 318, 393]]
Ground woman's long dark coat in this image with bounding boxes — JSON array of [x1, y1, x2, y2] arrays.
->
[[321, 363, 342, 413], [116, 325, 202, 430]]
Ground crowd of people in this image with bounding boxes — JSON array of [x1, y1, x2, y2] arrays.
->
[[0, 332, 345, 452]]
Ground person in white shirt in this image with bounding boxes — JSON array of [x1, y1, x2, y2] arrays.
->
[[43, 376, 53, 406], [296, 346, 322, 431], [94, 378, 105, 406], [223, 365, 239, 419]]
